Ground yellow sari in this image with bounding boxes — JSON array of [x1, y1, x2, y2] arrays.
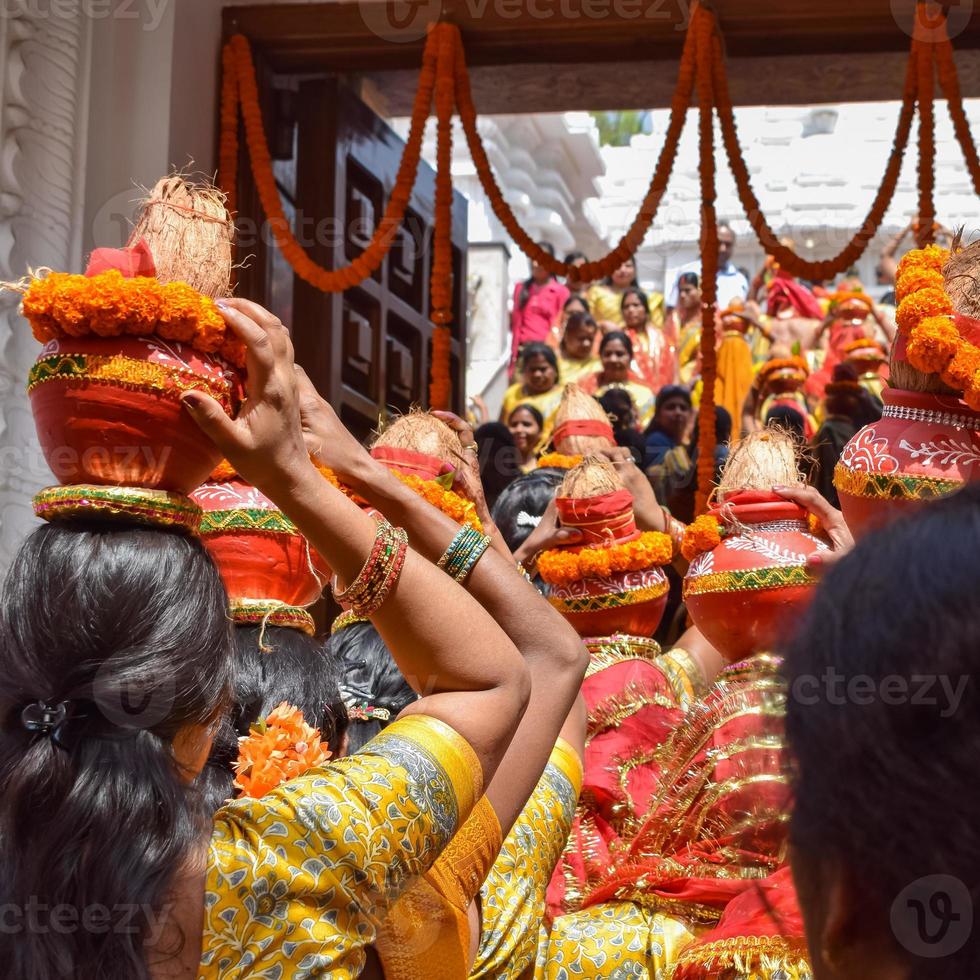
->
[[587, 284, 666, 331]]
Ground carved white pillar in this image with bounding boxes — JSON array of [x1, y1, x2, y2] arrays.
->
[[0, 5, 92, 571]]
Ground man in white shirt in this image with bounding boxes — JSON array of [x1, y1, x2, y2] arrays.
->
[[666, 222, 750, 309]]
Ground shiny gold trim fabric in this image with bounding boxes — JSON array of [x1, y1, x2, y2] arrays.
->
[[672, 934, 813, 978], [584, 634, 663, 678]]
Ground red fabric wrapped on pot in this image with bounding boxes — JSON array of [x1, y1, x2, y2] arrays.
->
[[834, 387, 980, 538], [192, 476, 328, 634], [683, 491, 828, 662], [544, 489, 671, 639], [29, 336, 242, 494]]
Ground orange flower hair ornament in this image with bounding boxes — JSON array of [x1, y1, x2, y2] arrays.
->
[[537, 531, 673, 588], [234, 702, 332, 799]]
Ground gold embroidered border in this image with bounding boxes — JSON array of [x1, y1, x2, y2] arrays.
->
[[587, 680, 678, 742], [200, 507, 298, 536], [584, 634, 662, 678], [28, 352, 236, 413], [550, 579, 669, 614], [683, 564, 814, 598], [230, 599, 315, 635], [331, 609, 369, 635], [833, 463, 961, 501], [671, 934, 813, 978], [33, 484, 201, 533]]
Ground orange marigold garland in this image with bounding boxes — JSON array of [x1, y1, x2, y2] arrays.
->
[[393, 470, 482, 531], [894, 245, 980, 408], [221, 30, 436, 293], [428, 23, 456, 410], [452, 19, 695, 283], [710, 17, 916, 282], [537, 452, 584, 470], [234, 702, 332, 798], [695, 4, 718, 516], [681, 514, 722, 561], [537, 531, 673, 587], [757, 356, 809, 384], [935, 12, 980, 196], [19, 270, 245, 367]]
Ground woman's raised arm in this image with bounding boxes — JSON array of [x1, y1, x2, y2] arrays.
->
[[181, 298, 530, 785]]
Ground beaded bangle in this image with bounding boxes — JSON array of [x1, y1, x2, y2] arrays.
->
[[333, 520, 408, 617], [438, 526, 491, 583], [662, 505, 686, 557]]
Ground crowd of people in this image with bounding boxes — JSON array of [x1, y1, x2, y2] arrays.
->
[[488, 223, 893, 523], [2, 178, 978, 980]]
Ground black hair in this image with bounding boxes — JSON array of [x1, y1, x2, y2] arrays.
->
[[677, 271, 700, 289], [620, 286, 650, 317], [474, 421, 523, 510], [518, 242, 557, 309], [563, 295, 590, 313], [564, 311, 597, 335], [201, 625, 348, 812], [598, 388, 635, 430], [506, 403, 545, 430], [599, 330, 634, 359], [519, 342, 560, 379], [645, 384, 693, 438], [784, 485, 980, 975], [0, 522, 233, 979], [602, 254, 637, 288], [491, 467, 565, 554], [764, 404, 806, 443], [563, 250, 588, 266], [330, 622, 418, 754]]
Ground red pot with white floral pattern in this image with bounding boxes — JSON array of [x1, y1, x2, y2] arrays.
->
[[29, 335, 242, 493], [834, 388, 980, 538], [549, 566, 669, 639], [684, 491, 828, 662]]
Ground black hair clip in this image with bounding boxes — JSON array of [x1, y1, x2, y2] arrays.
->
[[20, 701, 72, 749]]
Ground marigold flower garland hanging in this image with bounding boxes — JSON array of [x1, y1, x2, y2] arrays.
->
[[694, 4, 719, 516], [429, 24, 456, 410], [451, 20, 695, 284], [935, 16, 980, 196], [709, 21, 917, 281], [915, 31, 936, 249], [219, 30, 438, 293]]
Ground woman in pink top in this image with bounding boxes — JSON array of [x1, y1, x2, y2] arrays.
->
[[510, 242, 570, 373]]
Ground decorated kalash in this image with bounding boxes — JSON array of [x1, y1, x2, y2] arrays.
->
[[23, 177, 244, 516], [835, 241, 980, 537], [806, 288, 877, 399], [841, 335, 888, 408], [755, 355, 816, 439], [537, 382, 618, 471], [534, 457, 699, 919], [538, 431, 826, 979]]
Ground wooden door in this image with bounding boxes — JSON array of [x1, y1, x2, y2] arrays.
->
[[231, 74, 468, 442]]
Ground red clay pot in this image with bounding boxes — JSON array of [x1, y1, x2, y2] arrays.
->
[[835, 388, 980, 538], [29, 336, 242, 493], [684, 490, 827, 662], [192, 478, 328, 606], [550, 566, 668, 639]]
